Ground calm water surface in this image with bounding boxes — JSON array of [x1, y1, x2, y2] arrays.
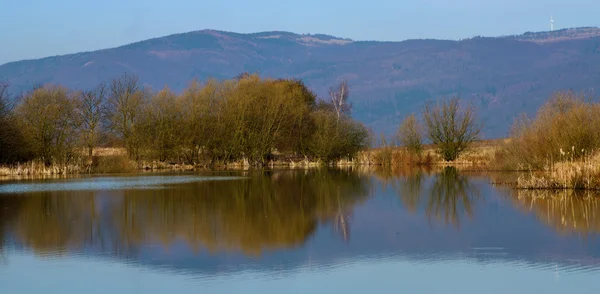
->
[[1, 168, 599, 293]]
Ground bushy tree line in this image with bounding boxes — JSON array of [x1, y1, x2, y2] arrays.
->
[[0, 73, 369, 167], [0, 82, 30, 163]]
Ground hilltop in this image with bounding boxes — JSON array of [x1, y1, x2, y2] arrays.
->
[[2, 27, 600, 138]]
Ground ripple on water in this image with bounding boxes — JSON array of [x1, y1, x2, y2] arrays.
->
[[0, 175, 248, 194]]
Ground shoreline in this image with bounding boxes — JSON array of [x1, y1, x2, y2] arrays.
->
[[3, 144, 600, 192]]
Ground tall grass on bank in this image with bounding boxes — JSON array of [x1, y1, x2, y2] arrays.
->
[[495, 90, 600, 190], [496, 91, 600, 170], [517, 151, 600, 190], [356, 147, 433, 166], [92, 156, 138, 174], [0, 160, 84, 176], [0, 154, 138, 176], [356, 142, 497, 167]]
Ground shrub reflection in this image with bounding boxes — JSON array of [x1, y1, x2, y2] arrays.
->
[[0, 169, 371, 256], [376, 166, 480, 228]]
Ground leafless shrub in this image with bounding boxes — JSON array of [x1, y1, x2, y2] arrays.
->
[[499, 91, 600, 170], [423, 97, 481, 161], [397, 113, 423, 155]]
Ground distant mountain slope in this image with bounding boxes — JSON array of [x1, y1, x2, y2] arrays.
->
[[2, 27, 600, 138]]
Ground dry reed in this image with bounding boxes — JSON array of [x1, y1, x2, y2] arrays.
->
[[0, 160, 84, 176], [517, 151, 600, 190], [356, 144, 495, 167]]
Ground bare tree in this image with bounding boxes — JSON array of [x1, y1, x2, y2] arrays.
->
[[17, 86, 78, 165], [397, 113, 423, 155], [329, 80, 351, 122], [76, 83, 107, 158], [234, 72, 251, 80], [106, 73, 143, 158], [0, 82, 20, 163], [0, 82, 10, 117], [0, 82, 8, 100], [423, 97, 480, 161], [137, 86, 182, 161]]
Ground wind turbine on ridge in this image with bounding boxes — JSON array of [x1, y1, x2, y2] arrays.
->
[[550, 15, 555, 31]]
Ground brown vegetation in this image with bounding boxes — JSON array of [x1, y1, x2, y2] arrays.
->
[[17, 86, 79, 166], [397, 113, 423, 155], [76, 83, 107, 158], [496, 91, 600, 170], [357, 147, 434, 167], [0, 73, 370, 175], [387, 96, 482, 167], [4, 73, 600, 193], [496, 91, 600, 190], [423, 97, 481, 162], [357, 139, 496, 168], [0, 82, 30, 164], [516, 153, 600, 190], [92, 155, 138, 174]]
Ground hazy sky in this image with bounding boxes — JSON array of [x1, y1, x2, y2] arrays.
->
[[1, 0, 599, 64]]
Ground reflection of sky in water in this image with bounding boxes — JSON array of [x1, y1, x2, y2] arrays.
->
[[2, 250, 598, 294], [1, 170, 600, 293], [0, 175, 248, 193]]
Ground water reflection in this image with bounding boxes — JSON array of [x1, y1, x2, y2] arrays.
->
[[2, 168, 600, 293], [378, 166, 480, 228], [0, 169, 371, 257], [427, 167, 480, 227], [12, 192, 102, 256], [508, 189, 600, 237], [395, 169, 426, 212]]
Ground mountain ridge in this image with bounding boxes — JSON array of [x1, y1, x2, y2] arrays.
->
[[2, 27, 600, 138], [6, 26, 599, 66]]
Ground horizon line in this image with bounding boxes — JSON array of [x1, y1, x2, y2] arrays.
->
[[1, 26, 599, 66]]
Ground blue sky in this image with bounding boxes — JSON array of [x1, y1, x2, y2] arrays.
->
[[1, 0, 599, 64]]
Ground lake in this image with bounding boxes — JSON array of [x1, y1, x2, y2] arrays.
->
[[1, 167, 599, 293]]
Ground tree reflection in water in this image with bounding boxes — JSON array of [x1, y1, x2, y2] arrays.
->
[[383, 166, 480, 228], [0, 169, 371, 257], [0, 196, 23, 262], [427, 167, 480, 228]]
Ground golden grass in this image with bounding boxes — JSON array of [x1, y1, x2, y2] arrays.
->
[[0, 160, 84, 176], [138, 160, 196, 172], [355, 141, 499, 167], [0, 139, 513, 178], [498, 91, 600, 170], [517, 152, 600, 190], [92, 147, 127, 157], [355, 148, 430, 166], [92, 155, 138, 174]]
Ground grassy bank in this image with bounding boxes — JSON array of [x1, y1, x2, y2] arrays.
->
[[0, 141, 500, 177], [3, 135, 600, 193], [357, 139, 502, 168], [0, 147, 328, 178], [516, 152, 600, 190], [493, 91, 600, 190]]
